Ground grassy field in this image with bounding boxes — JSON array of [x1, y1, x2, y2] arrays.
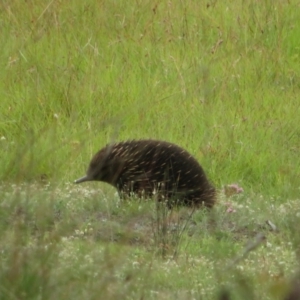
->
[[1, 0, 300, 299]]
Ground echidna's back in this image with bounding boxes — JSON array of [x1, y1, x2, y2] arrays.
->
[[87, 140, 216, 208]]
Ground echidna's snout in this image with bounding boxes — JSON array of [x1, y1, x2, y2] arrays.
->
[[74, 175, 91, 184]]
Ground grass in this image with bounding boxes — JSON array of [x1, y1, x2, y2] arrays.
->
[[1, 183, 299, 299], [1, 0, 300, 299]]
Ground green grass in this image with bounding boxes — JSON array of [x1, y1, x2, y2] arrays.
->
[[1, 0, 300, 299]]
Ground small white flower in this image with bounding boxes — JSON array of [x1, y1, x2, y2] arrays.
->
[[132, 261, 140, 268], [266, 242, 272, 248]]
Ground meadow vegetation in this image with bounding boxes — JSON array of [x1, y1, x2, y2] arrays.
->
[[0, 0, 300, 299]]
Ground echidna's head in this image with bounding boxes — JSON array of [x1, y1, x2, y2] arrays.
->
[[74, 147, 124, 186]]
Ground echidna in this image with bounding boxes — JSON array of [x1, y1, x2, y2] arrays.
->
[[74, 140, 216, 208]]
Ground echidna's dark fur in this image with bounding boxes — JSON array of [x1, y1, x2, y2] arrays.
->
[[75, 140, 216, 208]]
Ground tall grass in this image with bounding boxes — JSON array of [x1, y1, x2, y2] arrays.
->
[[1, 0, 299, 196], [1, 0, 300, 299]]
